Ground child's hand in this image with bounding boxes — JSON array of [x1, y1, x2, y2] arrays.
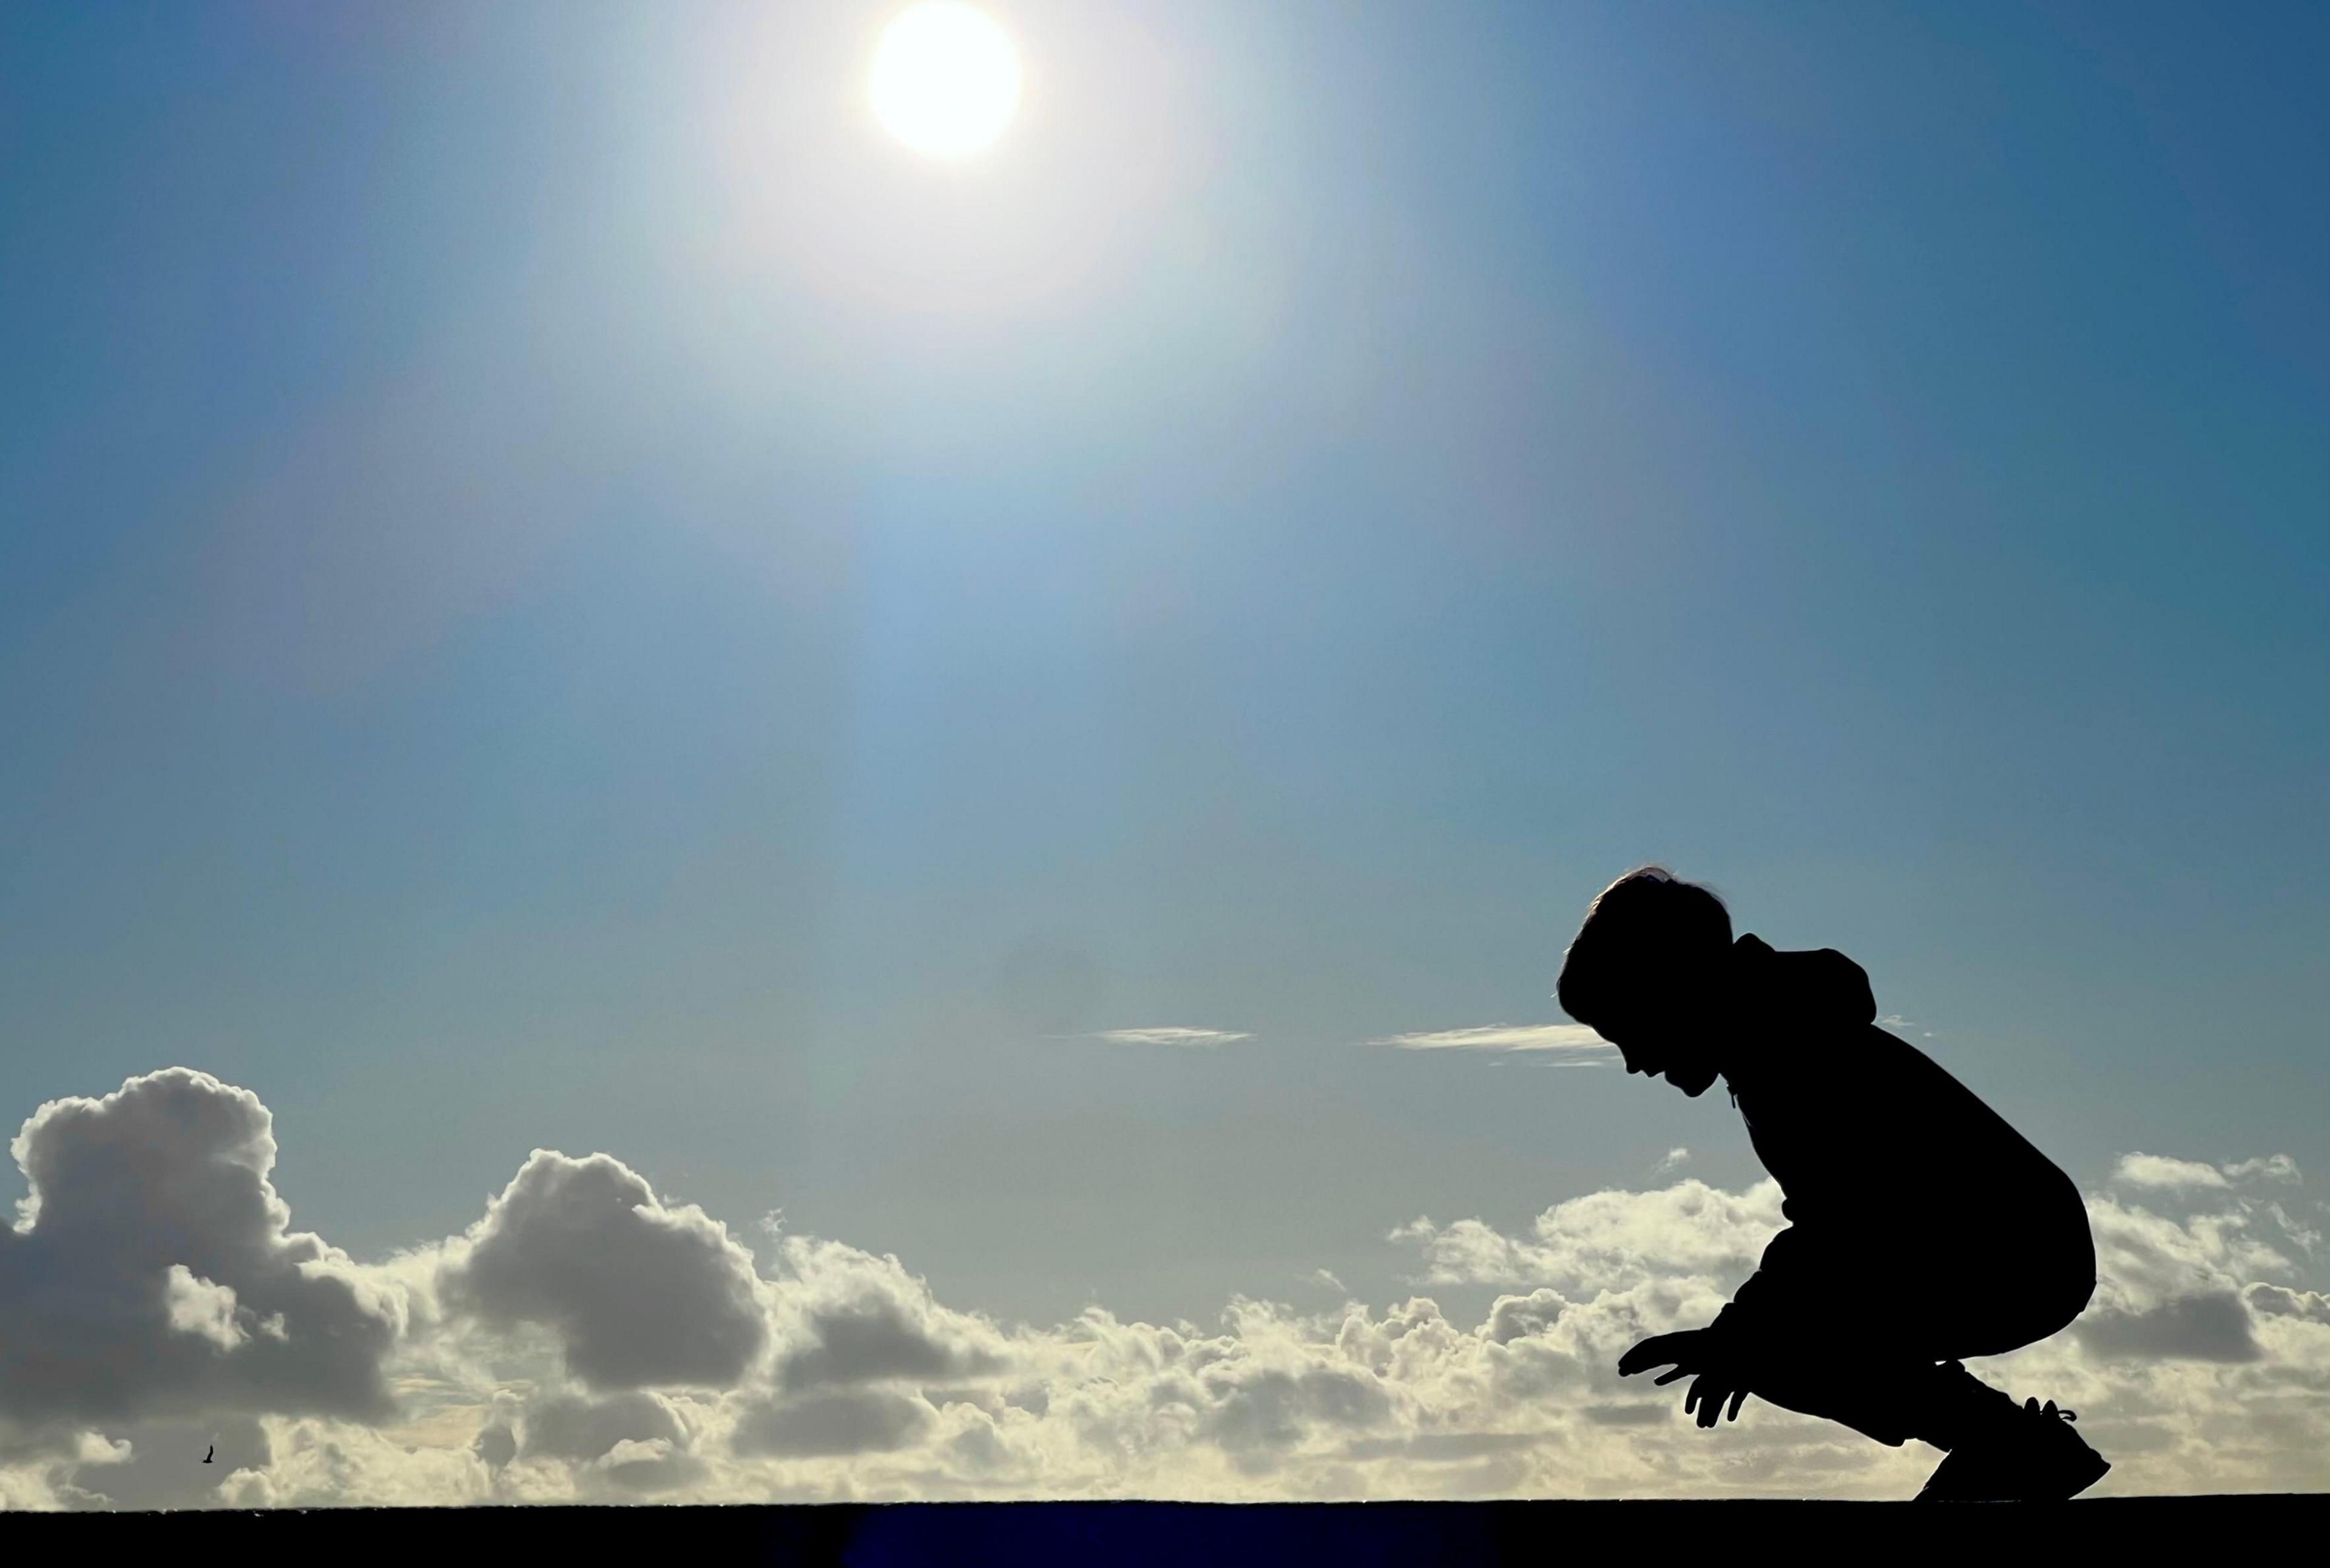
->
[[1618, 1329, 1752, 1427]]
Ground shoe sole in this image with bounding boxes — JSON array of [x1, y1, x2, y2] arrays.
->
[[1913, 1450, 2111, 1502]]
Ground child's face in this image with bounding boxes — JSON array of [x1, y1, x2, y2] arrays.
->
[[1599, 973, 1725, 1098], [1610, 1026, 1722, 1097]]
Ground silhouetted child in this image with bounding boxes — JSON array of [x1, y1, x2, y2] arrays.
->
[[1558, 867, 2108, 1500]]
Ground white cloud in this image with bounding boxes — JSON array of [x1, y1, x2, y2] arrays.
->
[[518, 1390, 692, 1462], [511, 1390, 707, 1495], [1089, 1028, 1252, 1047], [2223, 1154, 2302, 1186], [50, 1415, 274, 1511], [1653, 1148, 1690, 1175], [2112, 1154, 2232, 1191], [163, 1266, 248, 1351], [2074, 1291, 2260, 1363], [768, 1236, 1008, 1392], [2110, 1152, 2303, 1193], [1372, 1024, 1613, 1056], [731, 1388, 934, 1459], [0, 1069, 400, 1433], [1391, 1179, 1787, 1296], [1, 1072, 2323, 1506], [438, 1149, 769, 1393], [2249, 1284, 2330, 1326]]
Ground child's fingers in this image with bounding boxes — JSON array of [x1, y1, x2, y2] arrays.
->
[[1652, 1367, 1689, 1385], [1690, 1374, 1741, 1427], [1618, 1331, 1693, 1376]]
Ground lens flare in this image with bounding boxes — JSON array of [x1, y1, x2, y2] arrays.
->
[[869, 4, 1022, 160]]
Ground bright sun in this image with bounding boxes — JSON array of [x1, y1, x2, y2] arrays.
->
[[870, 4, 1022, 160]]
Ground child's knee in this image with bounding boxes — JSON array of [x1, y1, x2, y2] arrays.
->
[[2038, 1267, 2096, 1338]]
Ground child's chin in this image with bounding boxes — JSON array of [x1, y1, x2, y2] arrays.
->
[[1671, 1068, 1720, 1097]]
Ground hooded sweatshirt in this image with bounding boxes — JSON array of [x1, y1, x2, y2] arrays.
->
[[1710, 935, 2095, 1351]]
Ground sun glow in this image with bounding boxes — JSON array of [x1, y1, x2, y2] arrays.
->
[[869, 4, 1022, 160]]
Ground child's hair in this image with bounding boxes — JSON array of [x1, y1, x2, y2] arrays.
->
[[1556, 867, 1733, 1029]]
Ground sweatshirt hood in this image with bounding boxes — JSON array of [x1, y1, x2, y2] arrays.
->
[[1732, 933, 1878, 1031]]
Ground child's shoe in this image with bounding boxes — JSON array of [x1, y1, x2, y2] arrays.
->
[[1914, 1399, 2110, 1501]]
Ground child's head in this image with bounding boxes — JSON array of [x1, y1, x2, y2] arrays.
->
[[1557, 867, 1734, 1094]]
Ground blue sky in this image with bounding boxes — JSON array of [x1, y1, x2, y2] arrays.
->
[[0, 0, 2323, 1504]]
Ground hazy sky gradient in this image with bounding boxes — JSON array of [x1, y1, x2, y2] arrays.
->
[[1, 1, 2324, 1501]]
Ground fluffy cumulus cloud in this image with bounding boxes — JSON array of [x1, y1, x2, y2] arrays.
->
[[439, 1150, 769, 1391], [1391, 1179, 1787, 1294], [0, 1070, 399, 1436], [0, 1069, 2323, 1508]]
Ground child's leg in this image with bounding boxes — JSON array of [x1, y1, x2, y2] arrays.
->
[[1711, 1211, 2096, 1456], [1745, 1350, 2018, 1450], [1730, 1224, 2093, 1447]]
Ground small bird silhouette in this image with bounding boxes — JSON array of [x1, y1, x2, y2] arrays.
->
[[202, 1444, 214, 1464]]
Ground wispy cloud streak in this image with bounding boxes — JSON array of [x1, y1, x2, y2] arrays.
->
[[1089, 1027, 1252, 1047], [1372, 1024, 1613, 1057]]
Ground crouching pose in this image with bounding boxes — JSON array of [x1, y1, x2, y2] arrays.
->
[[1558, 868, 2108, 1501]]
